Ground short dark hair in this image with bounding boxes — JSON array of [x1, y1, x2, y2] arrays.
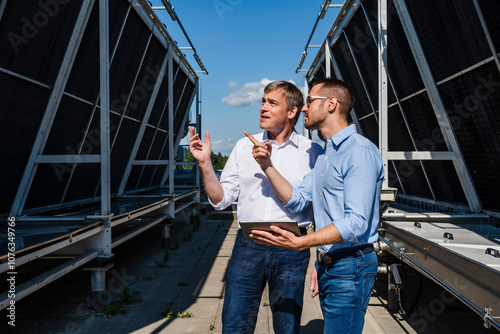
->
[[311, 78, 355, 117], [264, 81, 303, 125]]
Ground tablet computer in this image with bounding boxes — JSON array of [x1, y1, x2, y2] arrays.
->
[[239, 221, 300, 242]]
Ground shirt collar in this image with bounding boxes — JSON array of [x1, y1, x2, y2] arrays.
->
[[328, 124, 357, 148], [263, 129, 299, 147]]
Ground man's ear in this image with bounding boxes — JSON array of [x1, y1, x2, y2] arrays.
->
[[288, 106, 298, 120]]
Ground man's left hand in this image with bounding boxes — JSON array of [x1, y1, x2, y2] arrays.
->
[[250, 225, 305, 250]]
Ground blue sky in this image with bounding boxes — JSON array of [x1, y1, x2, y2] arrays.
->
[[150, 0, 341, 156]]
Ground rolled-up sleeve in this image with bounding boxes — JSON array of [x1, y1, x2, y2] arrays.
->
[[209, 148, 240, 210]]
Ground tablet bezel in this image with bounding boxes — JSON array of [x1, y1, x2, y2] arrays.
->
[[239, 221, 300, 242]]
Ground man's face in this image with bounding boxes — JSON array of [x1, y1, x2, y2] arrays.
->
[[302, 84, 328, 130], [259, 89, 292, 132]]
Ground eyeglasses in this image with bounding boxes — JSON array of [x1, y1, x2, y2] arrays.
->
[[305, 96, 342, 107]]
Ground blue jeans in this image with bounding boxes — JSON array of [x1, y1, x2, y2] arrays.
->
[[222, 230, 310, 334], [316, 250, 378, 334]]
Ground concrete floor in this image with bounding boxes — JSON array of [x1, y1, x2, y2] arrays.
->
[[0, 208, 496, 334]]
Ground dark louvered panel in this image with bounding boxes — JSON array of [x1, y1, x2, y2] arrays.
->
[[0, 1, 82, 86], [387, 162, 402, 190], [149, 63, 170, 127], [0, 73, 51, 213], [406, 0, 491, 82], [385, 0, 425, 98], [25, 164, 69, 210], [344, 7, 379, 108], [136, 127, 155, 161], [110, 118, 140, 194], [400, 93, 448, 152], [333, 34, 373, 118], [43, 96, 93, 155], [478, 0, 500, 52], [124, 38, 167, 121], [422, 160, 467, 204], [393, 160, 432, 198], [439, 62, 500, 211], [65, 0, 129, 103], [109, 10, 150, 116], [358, 114, 379, 148], [388, 104, 413, 152], [64, 164, 100, 203]]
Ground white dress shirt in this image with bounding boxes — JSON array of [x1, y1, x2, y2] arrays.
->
[[210, 130, 323, 228]]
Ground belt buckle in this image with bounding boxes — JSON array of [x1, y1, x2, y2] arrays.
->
[[318, 253, 332, 264]]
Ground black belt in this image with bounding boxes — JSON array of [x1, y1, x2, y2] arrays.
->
[[299, 226, 307, 236], [317, 244, 374, 264]]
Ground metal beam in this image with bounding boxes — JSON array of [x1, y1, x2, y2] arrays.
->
[[394, 0, 482, 213], [166, 47, 174, 195], [35, 155, 100, 164], [132, 160, 170, 165], [99, 0, 111, 217], [387, 151, 456, 160], [9, 0, 95, 216], [378, 0, 389, 189]]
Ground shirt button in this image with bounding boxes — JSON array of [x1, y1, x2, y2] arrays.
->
[[319, 192, 322, 196], [321, 174, 323, 177]]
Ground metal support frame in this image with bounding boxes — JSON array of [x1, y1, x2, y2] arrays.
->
[[166, 47, 174, 196], [394, 0, 482, 213], [109, 33, 153, 153], [378, 0, 389, 189], [325, 39, 332, 78], [97, 0, 113, 261], [9, 0, 95, 216]]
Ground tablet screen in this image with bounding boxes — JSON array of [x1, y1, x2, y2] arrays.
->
[[239, 221, 300, 242]]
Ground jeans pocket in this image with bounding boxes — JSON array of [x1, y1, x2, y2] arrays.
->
[[361, 271, 377, 311]]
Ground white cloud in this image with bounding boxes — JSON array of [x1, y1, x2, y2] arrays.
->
[[211, 137, 239, 156], [222, 78, 273, 107], [227, 80, 238, 90]]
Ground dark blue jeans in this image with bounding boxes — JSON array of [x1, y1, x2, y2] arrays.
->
[[316, 249, 378, 334], [222, 230, 310, 334]]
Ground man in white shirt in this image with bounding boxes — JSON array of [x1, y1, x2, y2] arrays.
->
[[189, 81, 322, 334]]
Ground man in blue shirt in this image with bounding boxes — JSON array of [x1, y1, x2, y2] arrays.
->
[[245, 78, 384, 334]]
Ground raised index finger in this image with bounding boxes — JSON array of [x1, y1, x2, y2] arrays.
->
[[243, 131, 260, 145]]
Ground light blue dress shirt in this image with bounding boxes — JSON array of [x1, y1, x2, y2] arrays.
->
[[285, 124, 384, 253]]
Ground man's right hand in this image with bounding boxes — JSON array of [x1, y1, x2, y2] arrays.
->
[[189, 126, 211, 165], [244, 131, 273, 171]]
